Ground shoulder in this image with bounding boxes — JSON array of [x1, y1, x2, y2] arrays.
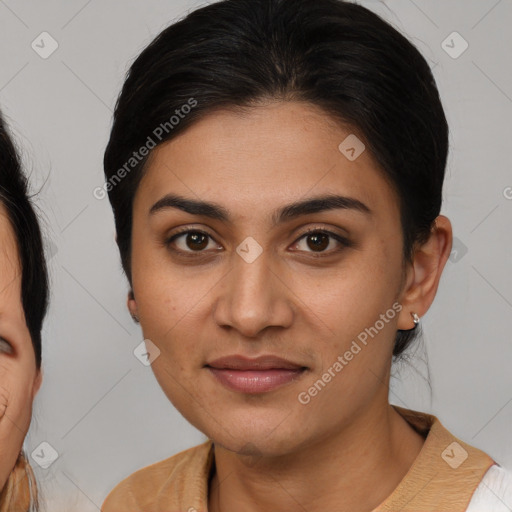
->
[[101, 440, 213, 512], [466, 464, 512, 511]]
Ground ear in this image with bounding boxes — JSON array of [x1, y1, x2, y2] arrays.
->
[[127, 289, 139, 321], [32, 369, 42, 398], [397, 215, 453, 330]]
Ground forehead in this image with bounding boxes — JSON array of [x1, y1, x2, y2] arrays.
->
[[136, 101, 399, 223]]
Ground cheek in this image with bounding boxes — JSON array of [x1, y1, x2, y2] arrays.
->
[[134, 282, 204, 378], [296, 257, 400, 340], [291, 244, 403, 389], [132, 249, 217, 348], [343, 237, 402, 307], [0, 362, 34, 425], [132, 238, 194, 314]]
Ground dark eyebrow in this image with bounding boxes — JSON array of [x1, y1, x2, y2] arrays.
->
[[149, 193, 372, 225]]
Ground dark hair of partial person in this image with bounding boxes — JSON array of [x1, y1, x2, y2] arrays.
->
[[103, 0, 449, 360], [0, 112, 49, 369]]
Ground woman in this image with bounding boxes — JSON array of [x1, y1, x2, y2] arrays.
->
[[0, 112, 49, 511], [101, 0, 512, 510]]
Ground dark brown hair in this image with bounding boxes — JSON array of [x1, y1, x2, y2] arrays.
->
[[0, 112, 49, 368], [104, 0, 448, 358]]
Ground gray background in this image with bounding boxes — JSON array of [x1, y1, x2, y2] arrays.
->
[[0, 0, 511, 510]]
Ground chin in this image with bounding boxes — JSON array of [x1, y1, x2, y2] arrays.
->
[[192, 409, 306, 457]]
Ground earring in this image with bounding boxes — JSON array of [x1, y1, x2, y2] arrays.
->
[[411, 312, 420, 327]]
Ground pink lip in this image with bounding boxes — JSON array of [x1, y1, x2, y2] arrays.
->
[[206, 355, 307, 394]]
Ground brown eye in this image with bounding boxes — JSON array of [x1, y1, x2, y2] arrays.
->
[[293, 229, 352, 255], [166, 229, 220, 254], [306, 232, 330, 252], [183, 232, 209, 251]]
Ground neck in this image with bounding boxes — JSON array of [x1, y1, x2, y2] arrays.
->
[[208, 403, 425, 512]]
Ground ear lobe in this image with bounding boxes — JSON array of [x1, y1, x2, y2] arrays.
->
[[397, 215, 453, 330], [32, 369, 42, 397], [127, 290, 139, 322]]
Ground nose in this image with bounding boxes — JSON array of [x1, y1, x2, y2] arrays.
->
[[212, 246, 294, 338]]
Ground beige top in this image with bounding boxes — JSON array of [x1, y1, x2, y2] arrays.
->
[[102, 405, 496, 512]]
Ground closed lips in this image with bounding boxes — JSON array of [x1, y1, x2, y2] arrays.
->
[[205, 355, 308, 394], [205, 355, 307, 371]]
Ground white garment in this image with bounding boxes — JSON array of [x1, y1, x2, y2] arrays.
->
[[467, 464, 512, 511]]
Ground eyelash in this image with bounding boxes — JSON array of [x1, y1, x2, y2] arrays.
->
[[165, 226, 353, 259]]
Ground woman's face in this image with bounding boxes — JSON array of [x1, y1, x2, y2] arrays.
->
[[128, 101, 424, 456], [0, 204, 41, 489]]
